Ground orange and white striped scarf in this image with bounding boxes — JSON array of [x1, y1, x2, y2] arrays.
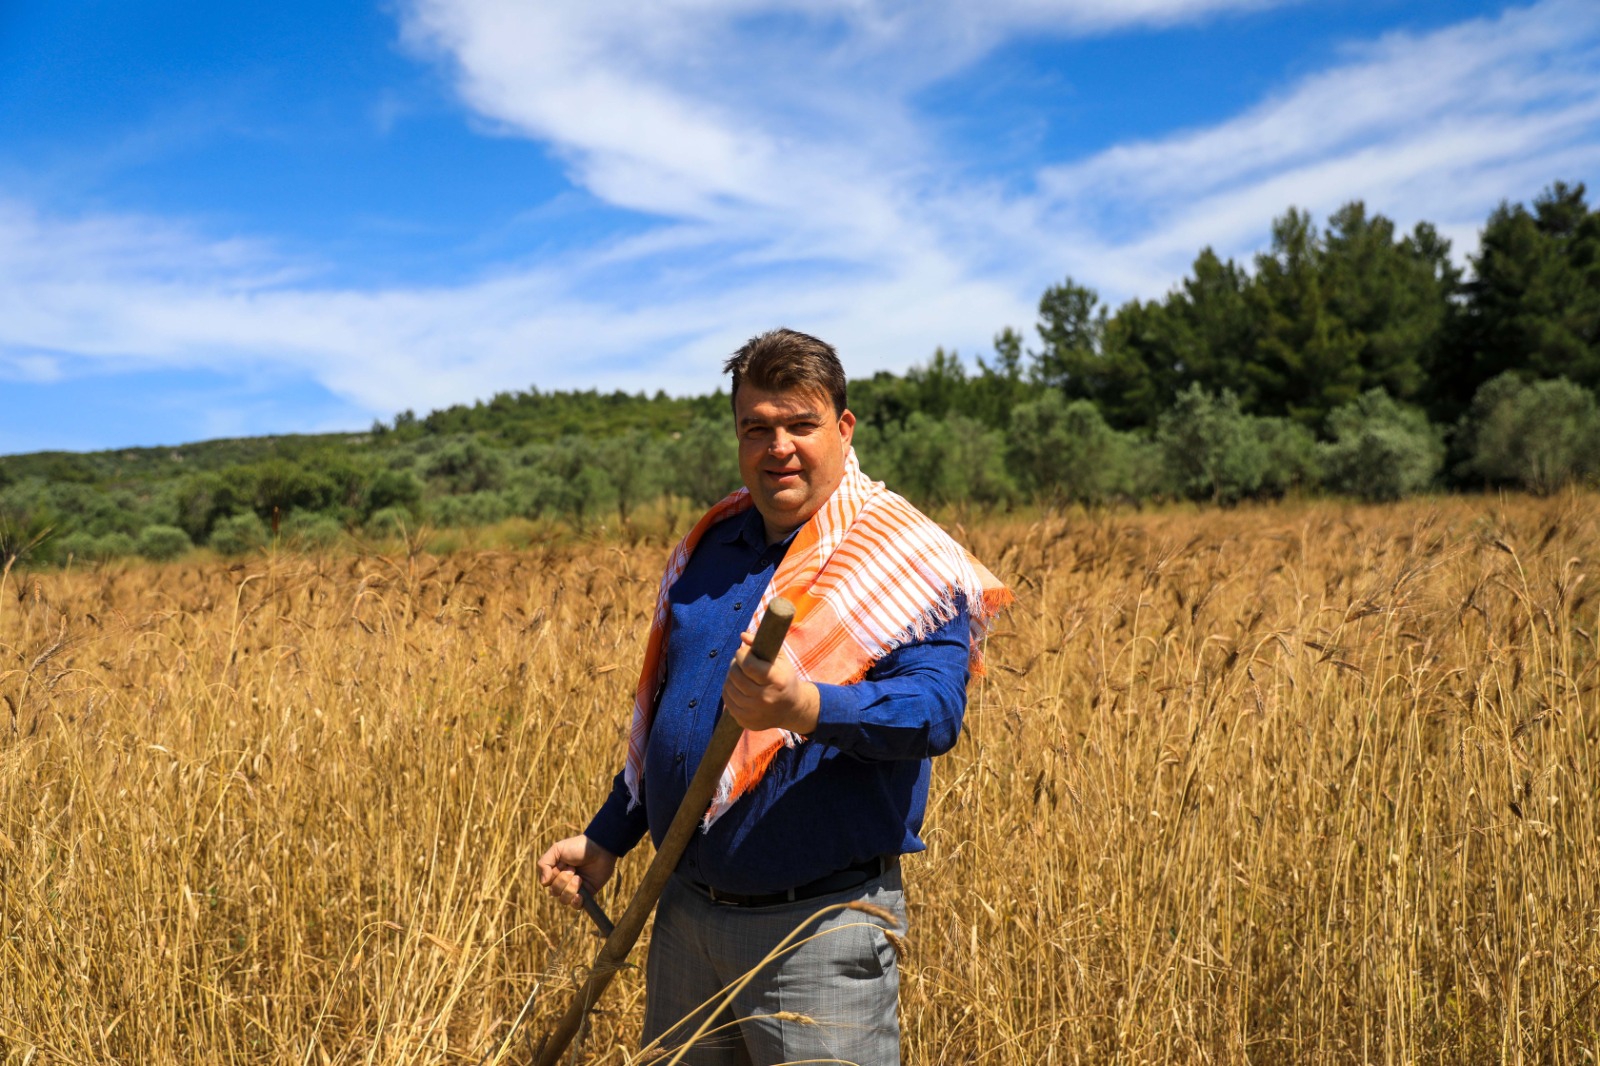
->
[[625, 449, 1012, 826]]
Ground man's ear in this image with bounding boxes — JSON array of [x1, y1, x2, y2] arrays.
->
[[838, 409, 856, 447]]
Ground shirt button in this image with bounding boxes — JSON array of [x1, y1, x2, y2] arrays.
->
[[733, 602, 742, 610], [709, 649, 719, 659], [688, 699, 698, 708], [674, 753, 684, 765]]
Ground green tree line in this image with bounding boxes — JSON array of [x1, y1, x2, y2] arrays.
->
[[3, 181, 1598, 565]]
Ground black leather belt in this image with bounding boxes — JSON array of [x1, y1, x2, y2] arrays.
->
[[693, 855, 896, 907]]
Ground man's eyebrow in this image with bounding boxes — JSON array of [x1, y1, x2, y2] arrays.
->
[[739, 409, 823, 427]]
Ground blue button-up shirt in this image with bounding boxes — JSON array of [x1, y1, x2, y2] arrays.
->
[[584, 506, 972, 895]]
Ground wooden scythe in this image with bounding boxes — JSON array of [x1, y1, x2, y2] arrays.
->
[[528, 597, 796, 1065]]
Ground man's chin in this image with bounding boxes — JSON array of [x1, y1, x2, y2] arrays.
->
[[757, 480, 805, 504]]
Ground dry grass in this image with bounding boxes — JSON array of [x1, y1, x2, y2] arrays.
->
[[2, 494, 1596, 1064]]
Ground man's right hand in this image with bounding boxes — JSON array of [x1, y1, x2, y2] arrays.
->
[[537, 834, 618, 910]]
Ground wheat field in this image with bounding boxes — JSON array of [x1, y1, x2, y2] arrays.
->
[[2, 494, 1596, 1064]]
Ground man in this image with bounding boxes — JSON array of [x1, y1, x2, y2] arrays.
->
[[538, 329, 1008, 1064]]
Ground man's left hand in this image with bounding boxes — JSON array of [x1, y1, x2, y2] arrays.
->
[[723, 631, 820, 734]]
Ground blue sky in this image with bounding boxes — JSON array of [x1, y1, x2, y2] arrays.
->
[[2, 0, 1596, 453]]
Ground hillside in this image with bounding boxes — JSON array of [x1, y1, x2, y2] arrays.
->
[[4, 184, 1599, 566]]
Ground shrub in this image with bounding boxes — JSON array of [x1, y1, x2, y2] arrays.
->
[[424, 439, 505, 494], [1156, 386, 1270, 504], [944, 415, 1016, 506], [281, 513, 344, 550], [1458, 373, 1600, 494], [366, 469, 423, 516], [249, 460, 337, 518], [210, 511, 268, 556], [54, 531, 106, 563], [1321, 389, 1443, 501], [523, 439, 622, 525], [51, 530, 137, 561], [1255, 418, 1322, 496], [29, 482, 142, 538], [428, 491, 512, 528], [503, 467, 566, 520], [97, 532, 138, 559], [172, 472, 251, 543], [592, 431, 667, 523], [136, 525, 192, 562], [881, 413, 1013, 507], [568, 465, 618, 527], [669, 418, 740, 507], [1, 486, 63, 565], [365, 506, 413, 539], [1007, 393, 1128, 505], [1117, 437, 1168, 501]]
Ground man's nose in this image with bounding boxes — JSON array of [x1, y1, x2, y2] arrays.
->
[[769, 429, 796, 457]]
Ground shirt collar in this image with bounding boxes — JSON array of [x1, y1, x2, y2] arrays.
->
[[717, 505, 796, 555]]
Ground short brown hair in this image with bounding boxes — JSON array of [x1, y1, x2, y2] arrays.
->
[[723, 329, 847, 417]]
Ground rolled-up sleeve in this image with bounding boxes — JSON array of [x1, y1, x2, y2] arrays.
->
[[807, 606, 971, 760]]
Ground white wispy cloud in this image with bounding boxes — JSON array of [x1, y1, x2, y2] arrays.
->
[[1, 0, 1596, 443], [1034, 0, 1600, 291]]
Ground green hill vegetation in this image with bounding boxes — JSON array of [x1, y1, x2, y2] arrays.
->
[[4, 181, 1599, 566]]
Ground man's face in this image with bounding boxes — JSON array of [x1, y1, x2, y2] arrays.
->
[[734, 383, 856, 543]]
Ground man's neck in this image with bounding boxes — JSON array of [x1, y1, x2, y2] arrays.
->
[[762, 516, 799, 545]]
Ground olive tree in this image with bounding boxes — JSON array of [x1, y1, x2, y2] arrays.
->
[[1321, 389, 1443, 501], [1458, 373, 1600, 493]]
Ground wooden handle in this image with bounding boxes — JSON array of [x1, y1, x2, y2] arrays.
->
[[748, 596, 795, 665], [532, 597, 795, 1066]]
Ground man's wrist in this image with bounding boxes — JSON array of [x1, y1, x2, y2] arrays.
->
[[792, 681, 821, 735]]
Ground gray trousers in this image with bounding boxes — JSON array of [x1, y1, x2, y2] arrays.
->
[[640, 865, 906, 1065]]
